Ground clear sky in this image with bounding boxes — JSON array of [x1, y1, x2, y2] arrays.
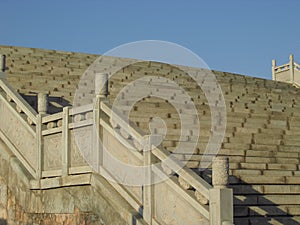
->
[[0, 0, 300, 79]]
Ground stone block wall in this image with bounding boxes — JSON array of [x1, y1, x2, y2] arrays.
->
[[0, 135, 142, 225], [0, 184, 100, 225]]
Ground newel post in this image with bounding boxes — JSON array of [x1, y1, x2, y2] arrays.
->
[[143, 136, 154, 225], [36, 114, 43, 180], [62, 107, 70, 176], [272, 59, 276, 81], [94, 73, 109, 171], [289, 54, 295, 83], [38, 93, 48, 115], [36, 94, 48, 179], [209, 157, 234, 225], [94, 95, 102, 170], [95, 73, 109, 99]]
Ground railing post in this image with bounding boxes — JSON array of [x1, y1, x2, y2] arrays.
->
[[143, 136, 153, 225], [94, 95, 102, 171], [95, 73, 109, 99], [209, 157, 234, 225], [272, 59, 276, 81], [62, 107, 70, 176], [38, 93, 48, 115], [36, 114, 43, 180], [94, 73, 108, 172], [290, 54, 295, 83]]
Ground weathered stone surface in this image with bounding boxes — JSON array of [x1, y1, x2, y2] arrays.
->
[[0, 136, 140, 225]]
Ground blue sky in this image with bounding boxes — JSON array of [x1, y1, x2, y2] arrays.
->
[[0, 0, 300, 79]]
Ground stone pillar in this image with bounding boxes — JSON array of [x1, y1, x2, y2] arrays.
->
[[272, 59, 276, 81], [143, 135, 153, 225], [95, 73, 108, 99], [209, 157, 233, 225], [1, 55, 6, 72], [38, 93, 48, 114], [212, 157, 229, 188], [290, 54, 295, 83]]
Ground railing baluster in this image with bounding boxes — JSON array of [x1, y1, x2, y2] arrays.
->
[[36, 114, 43, 180], [95, 73, 108, 172], [62, 107, 70, 176], [272, 59, 276, 80], [290, 54, 295, 82], [143, 136, 153, 225], [94, 96, 102, 171]]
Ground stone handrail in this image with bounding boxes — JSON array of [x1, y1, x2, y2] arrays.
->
[[100, 101, 145, 142], [152, 146, 211, 199], [294, 62, 300, 71], [274, 63, 290, 73], [41, 103, 94, 135], [100, 101, 234, 225], [0, 78, 37, 125], [0, 77, 38, 178]]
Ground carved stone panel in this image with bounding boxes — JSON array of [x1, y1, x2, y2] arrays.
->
[[153, 178, 209, 225], [43, 133, 62, 171], [70, 127, 91, 168], [0, 100, 37, 169], [102, 128, 143, 203]]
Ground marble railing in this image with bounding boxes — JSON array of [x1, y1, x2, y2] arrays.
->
[[295, 62, 300, 71], [0, 75, 233, 225], [274, 63, 290, 73], [0, 76, 38, 178], [272, 55, 300, 87], [100, 101, 233, 225]]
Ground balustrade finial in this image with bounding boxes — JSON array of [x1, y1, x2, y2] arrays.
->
[[38, 93, 48, 114], [212, 157, 229, 188], [95, 73, 108, 99]]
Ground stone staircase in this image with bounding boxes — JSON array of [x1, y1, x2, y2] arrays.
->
[[106, 62, 300, 224], [1, 45, 300, 224]]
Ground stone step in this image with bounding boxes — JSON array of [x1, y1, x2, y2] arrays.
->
[[251, 144, 278, 151], [234, 127, 259, 134], [243, 122, 266, 128], [233, 174, 300, 185], [239, 163, 266, 170], [267, 163, 298, 171], [234, 205, 288, 217], [234, 216, 300, 225], [234, 194, 300, 206], [223, 142, 251, 151], [229, 133, 253, 144], [253, 134, 282, 145]]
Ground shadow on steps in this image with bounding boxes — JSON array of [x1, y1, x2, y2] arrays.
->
[[195, 169, 300, 225]]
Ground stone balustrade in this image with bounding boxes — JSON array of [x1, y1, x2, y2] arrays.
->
[[272, 54, 300, 87], [102, 100, 233, 225], [0, 76, 228, 224]]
